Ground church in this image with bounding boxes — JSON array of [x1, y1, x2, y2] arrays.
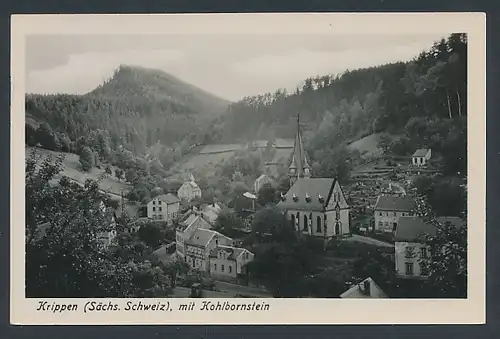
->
[[277, 116, 350, 239]]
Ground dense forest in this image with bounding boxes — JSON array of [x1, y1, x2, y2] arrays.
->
[[211, 33, 467, 177], [25, 65, 229, 163]]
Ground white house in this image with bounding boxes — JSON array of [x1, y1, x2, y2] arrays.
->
[[340, 277, 388, 298], [202, 203, 222, 224], [147, 193, 180, 224], [373, 195, 415, 233], [183, 228, 234, 271], [411, 148, 432, 167], [278, 178, 350, 239], [254, 174, 274, 194], [209, 245, 255, 282], [394, 216, 464, 279], [177, 181, 202, 202]]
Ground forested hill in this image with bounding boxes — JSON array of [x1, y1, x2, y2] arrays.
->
[[25, 65, 230, 156], [211, 34, 467, 166]]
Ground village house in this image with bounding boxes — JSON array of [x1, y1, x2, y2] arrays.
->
[[177, 180, 202, 202], [175, 211, 213, 261], [209, 245, 255, 282], [411, 148, 432, 167], [147, 193, 180, 224], [201, 202, 222, 224], [97, 201, 117, 247], [394, 216, 464, 279], [340, 277, 388, 299], [278, 177, 350, 239], [373, 195, 415, 233], [253, 174, 275, 194], [184, 228, 234, 271]]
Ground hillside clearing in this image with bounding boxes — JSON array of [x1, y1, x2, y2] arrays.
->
[[26, 147, 132, 197], [347, 133, 383, 157]]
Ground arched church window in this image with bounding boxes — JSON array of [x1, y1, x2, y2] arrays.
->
[[316, 216, 321, 233], [303, 215, 308, 231], [291, 215, 296, 229]]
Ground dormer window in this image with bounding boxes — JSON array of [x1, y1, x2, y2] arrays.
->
[[292, 193, 298, 202], [305, 193, 311, 202], [304, 168, 310, 175], [290, 168, 296, 174], [280, 192, 287, 201], [318, 194, 324, 203]]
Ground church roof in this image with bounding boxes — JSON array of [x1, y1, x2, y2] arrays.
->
[[277, 178, 336, 212]]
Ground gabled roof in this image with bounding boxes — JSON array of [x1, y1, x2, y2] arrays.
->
[[209, 245, 250, 260], [185, 228, 217, 247], [277, 178, 335, 212], [155, 193, 180, 204], [374, 195, 415, 212], [183, 181, 200, 189], [395, 216, 464, 242], [412, 148, 430, 157], [340, 277, 388, 299]]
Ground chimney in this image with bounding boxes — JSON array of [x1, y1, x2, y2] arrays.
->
[[363, 280, 371, 296]]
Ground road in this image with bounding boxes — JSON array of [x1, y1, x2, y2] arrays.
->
[[345, 234, 394, 248], [214, 280, 272, 297]]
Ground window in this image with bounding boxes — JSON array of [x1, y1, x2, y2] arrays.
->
[[420, 247, 428, 258], [393, 212, 396, 217], [405, 246, 415, 258], [214, 264, 217, 271], [159, 214, 164, 220], [221, 265, 225, 272], [153, 200, 156, 205], [291, 215, 296, 229], [379, 212, 382, 216], [159, 207, 162, 211], [316, 216, 321, 233], [378, 222, 383, 228], [392, 222, 397, 231], [303, 215, 308, 231], [405, 262, 414, 275], [152, 207, 156, 211], [229, 266, 232, 273], [384, 221, 388, 228]]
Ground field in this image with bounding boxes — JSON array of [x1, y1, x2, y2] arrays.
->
[[347, 133, 383, 157], [26, 147, 132, 198]]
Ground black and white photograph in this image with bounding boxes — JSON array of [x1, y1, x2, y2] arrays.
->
[[11, 13, 485, 325]]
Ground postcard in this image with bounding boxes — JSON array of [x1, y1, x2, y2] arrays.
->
[[11, 12, 485, 325]]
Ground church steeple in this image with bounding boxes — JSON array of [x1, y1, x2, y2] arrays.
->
[[288, 114, 311, 186]]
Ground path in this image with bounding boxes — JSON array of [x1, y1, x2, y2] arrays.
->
[[214, 280, 272, 297], [345, 234, 394, 248]]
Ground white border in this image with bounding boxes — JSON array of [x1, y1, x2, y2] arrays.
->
[[11, 13, 486, 325]]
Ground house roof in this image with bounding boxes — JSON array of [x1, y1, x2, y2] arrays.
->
[[277, 178, 335, 212], [177, 211, 213, 232], [412, 148, 430, 157], [395, 216, 465, 242], [209, 245, 249, 260], [185, 228, 217, 247], [156, 193, 180, 204], [340, 277, 388, 299], [374, 195, 415, 212]]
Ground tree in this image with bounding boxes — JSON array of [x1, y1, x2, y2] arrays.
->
[[79, 146, 94, 172], [414, 196, 467, 298], [257, 183, 277, 207], [25, 150, 135, 297], [114, 168, 124, 180], [214, 209, 244, 237], [137, 223, 162, 248], [251, 206, 296, 244], [105, 165, 112, 175], [35, 123, 59, 150], [163, 258, 190, 288]]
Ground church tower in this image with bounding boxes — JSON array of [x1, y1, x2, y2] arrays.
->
[[288, 115, 311, 186]]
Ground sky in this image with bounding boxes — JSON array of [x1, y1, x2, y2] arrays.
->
[[25, 33, 448, 101]]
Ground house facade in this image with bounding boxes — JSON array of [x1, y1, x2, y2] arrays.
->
[[394, 216, 464, 279], [175, 211, 213, 261], [411, 148, 432, 167], [373, 195, 415, 233], [177, 181, 202, 202], [184, 229, 234, 271], [209, 245, 255, 281], [278, 178, 350, 238], [147, 193, 180, 224]]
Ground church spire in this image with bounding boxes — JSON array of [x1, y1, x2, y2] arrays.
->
[[288, 114, 311, 186]]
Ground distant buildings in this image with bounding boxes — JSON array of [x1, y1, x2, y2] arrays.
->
[[340, 277, 388, 299], [278, 178, 350, 239], [412, 148, 432, 167], [175, 211, 213, 261], [177, 179, 202, 202], [394, 216, 464, 279], [373, 195, 415, 233], [184, 228, 234, 271], [147, 193, 180, 224]]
